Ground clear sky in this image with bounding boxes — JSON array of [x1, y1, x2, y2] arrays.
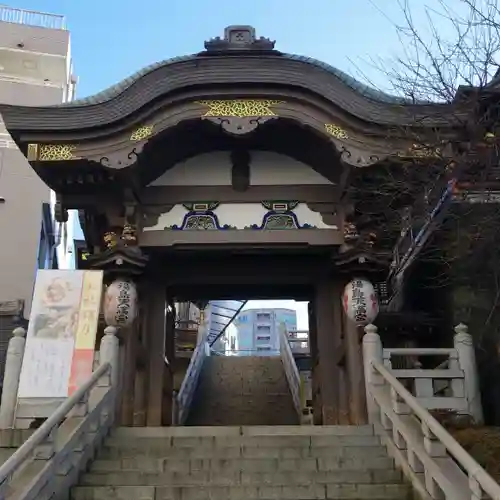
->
[[6, 0, 452, 328], [7, 0, 441, 99]]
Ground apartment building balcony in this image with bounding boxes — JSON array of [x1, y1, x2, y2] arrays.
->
[[0, 5, 73, 91]]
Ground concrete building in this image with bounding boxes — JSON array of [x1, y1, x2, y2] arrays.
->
[[232, 308, 297, 356], [0, 6, 76, 377]]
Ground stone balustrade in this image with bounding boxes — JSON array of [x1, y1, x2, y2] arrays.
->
[[363, 323, 498, 500], [0, 325, 120, 499], [380, 323, 483, 424]]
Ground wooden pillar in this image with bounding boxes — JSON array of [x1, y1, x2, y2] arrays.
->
[[133, 366, 147, 426], [133, 296, 149, 426], [161, 300, 176, 426], [314, 280, 343, 424], [337, 360, 350, 424], [308, 301, 322, 425], [120, 323, 139, 426], [344, 318, 368, 424], [146, 282, 167, 426], [331, 285, 349, 425]]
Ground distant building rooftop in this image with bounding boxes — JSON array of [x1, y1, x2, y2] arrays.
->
[[0, 4, 66, 30]]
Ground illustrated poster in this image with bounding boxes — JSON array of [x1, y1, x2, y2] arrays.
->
[[17, 270, 103, 399]]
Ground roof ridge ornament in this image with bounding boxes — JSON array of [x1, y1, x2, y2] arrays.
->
[[204, 25, 276, 53]]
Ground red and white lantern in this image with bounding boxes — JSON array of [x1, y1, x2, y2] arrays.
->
[[342, 278, 379, 325], [103, 279, 138, 327]]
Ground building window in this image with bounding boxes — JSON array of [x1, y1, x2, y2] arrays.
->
[[256, 335, 271, 341], [257, 346, 271, 351], [257, 325, 271, 332], [256, 313, 271, 321]]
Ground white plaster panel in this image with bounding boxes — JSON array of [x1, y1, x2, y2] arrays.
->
[[249, 151, 333, 185], [149, 151, 232, 186], [143, 203, 338, 231], [148, 151, 333, 186], [293, 204, 338, 229]]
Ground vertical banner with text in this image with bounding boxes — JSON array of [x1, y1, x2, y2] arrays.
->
[[17, 270, 103, 399]]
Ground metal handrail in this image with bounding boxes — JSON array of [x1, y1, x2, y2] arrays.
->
[[0, 362, 110, 485], [208, 300, 248, 347], [389, 181, 453, 282], [211, 349, 280, 354], [372, 361, 500, 498], [279, 327, 302, 417], [176, 339, 208, 424], [0, 5, 66, 30]]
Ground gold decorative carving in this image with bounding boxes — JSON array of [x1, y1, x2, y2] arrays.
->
[[325, 123, 348, 140], [398, 143, 441, 158], [121, 224, 138, 246], [104, 231, 118, 249], [130, 125, 154, 141], [27, 144, 39, 161], [197, 99, 283, 117], [343, 222, 359, 242], [38, 144, 77, 161]]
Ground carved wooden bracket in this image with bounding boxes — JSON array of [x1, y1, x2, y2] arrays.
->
[[306, 203, 340, 228], [337, 145, 385, 167], [98, 144, 145, 169], [142, 205, 174, 228], [198, 99, 282, 136], [204, 115, 277, 136]]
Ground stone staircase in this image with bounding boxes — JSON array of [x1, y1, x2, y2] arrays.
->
[[71, 426, 412, 500], [186, 356, 299, 426], [0, 429, 34, 466]]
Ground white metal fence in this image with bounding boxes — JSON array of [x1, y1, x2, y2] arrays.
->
[[0, 5, 66, 30]]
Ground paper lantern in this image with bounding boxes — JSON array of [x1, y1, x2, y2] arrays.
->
[[103, 279, 138, 327], [342, 278, 379, 325]]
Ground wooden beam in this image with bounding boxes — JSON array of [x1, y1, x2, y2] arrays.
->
[[139, 185, 338, 204], [140, 229, 343, 247]]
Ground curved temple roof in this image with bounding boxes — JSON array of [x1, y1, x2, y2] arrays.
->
[[0, 24, 459, 135], [60, 53, 411, 110]]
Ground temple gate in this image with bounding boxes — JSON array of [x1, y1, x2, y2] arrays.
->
[[0, 25, 462, 427]]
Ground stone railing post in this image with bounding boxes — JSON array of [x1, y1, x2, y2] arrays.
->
[[362, 324, 383, 423], [0, 327, 26, 428], [454, 323, 483, 425], [99, 326, 120, 388]]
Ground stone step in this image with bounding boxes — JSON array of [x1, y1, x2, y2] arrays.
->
[[71, 484, 411, 500], [99, 444, 389, 460], [90, 456, 396, 473], [80, 469, 403, 487], [105, 434, 381, 448], [111, 425, 375, 437], [187, 356, 299, 426]]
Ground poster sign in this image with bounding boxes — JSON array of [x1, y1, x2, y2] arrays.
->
[[17, 270, 103, 399]]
